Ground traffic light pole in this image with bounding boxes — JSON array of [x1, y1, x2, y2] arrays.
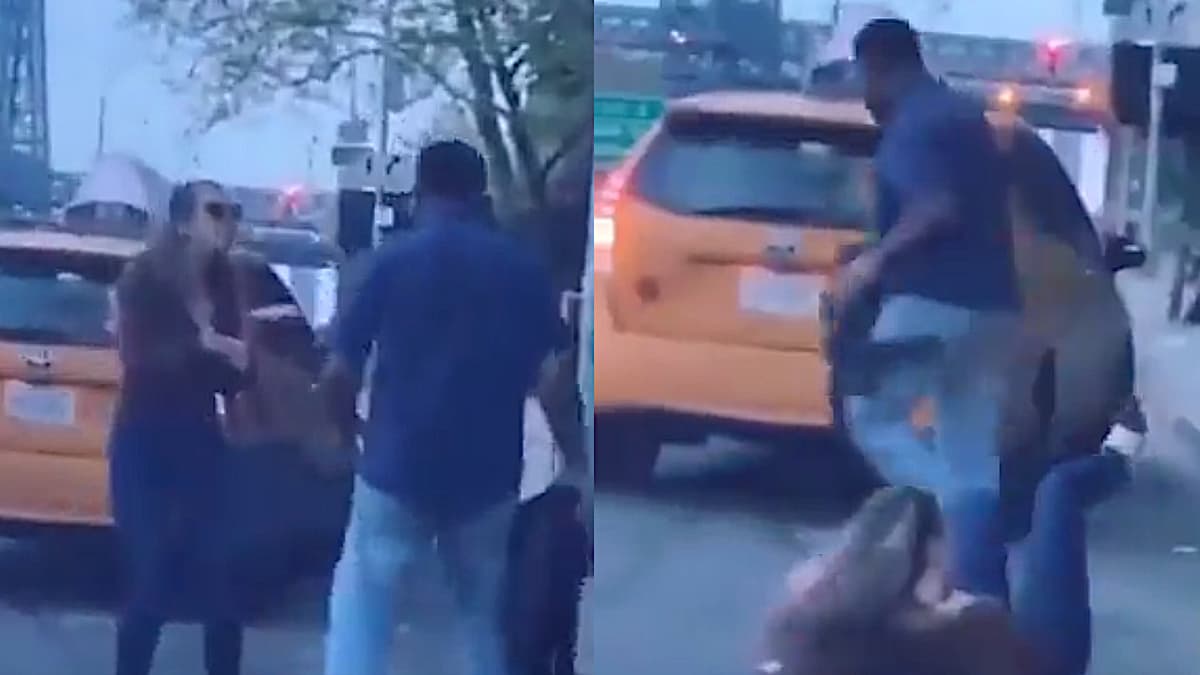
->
[[1141, 41, 1165, 259], [1137, 0, 1180, 263]]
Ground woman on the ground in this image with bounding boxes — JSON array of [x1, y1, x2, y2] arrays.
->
[[110, 180, 249, 675], [1001, 399, 1145, 675], [760, 410, 1145, 675], [759, 486, 1040, 675]]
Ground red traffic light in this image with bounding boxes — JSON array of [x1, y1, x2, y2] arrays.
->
[[1038, 38, 1071, 75]]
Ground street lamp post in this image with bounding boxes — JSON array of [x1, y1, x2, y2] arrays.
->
[[379, 0, 395, 171], [1139, 0, 1180, 262], [97, 95, 108, 156]]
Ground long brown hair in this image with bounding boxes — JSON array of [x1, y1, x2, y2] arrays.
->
[[146, 180, 225, 301], [759, 486, 944, 675]]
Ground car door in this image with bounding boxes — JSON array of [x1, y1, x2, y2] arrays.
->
[[223, 254, 352, 570], [1007, 127, 1131, 451]]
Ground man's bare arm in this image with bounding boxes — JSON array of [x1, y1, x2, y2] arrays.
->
[[873, 190, 956, 267]]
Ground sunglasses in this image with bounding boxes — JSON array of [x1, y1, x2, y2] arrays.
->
[[203, 202, 243, 222]]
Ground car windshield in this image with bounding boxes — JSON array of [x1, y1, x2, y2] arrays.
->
[[0, 250, 120, 348], [634, 114, 876, 229], [239, 229, 339, 269], [269, 263, 338, 330]]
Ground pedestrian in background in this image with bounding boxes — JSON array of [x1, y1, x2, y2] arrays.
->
[[837, 18, 1022, 600], [320, 140, 568, 675], [109, 180, 249, 675]]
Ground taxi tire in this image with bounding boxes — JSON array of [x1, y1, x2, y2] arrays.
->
[[595, 415, 661, 488]]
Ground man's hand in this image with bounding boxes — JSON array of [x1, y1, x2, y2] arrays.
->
[[830, 249, 883, 313], [555, 462, 594, 570], [200, 328, 250, 371], [317, 357, 362, 442]]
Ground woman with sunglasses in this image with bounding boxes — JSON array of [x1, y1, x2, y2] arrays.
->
[[109, 180, 249, 675]]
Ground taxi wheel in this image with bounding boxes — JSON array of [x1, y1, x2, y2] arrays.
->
[[595, 415, 661, 489]]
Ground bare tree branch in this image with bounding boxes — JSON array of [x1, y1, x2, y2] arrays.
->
[[540, 114, 590, 178], [125, 0, 590, 207]]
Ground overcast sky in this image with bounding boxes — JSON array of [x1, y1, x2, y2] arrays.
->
[[46, 0, 350, 188], [46, 0, 1113, 187], [607, 0, 1111, 40]]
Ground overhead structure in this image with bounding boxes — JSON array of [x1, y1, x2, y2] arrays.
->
[[0, 0, 49, 213], [0, 0, 49, 165], [660, 0, 785, 96]]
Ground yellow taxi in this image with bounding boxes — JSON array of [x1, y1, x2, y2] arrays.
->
[[0, 229, 134, 526], [593, 90, 1143, 484]]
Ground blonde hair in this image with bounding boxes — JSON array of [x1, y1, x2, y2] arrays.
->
[[759, 487, 945, 674]]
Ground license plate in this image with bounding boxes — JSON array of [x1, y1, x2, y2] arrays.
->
[[4, 381, 76, 427], [738, 269, 824, 317]]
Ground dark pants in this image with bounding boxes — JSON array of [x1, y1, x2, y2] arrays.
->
[[505, 485, 590, 675], [108, 417, 244, 675], [946, 452, 1130, 675]]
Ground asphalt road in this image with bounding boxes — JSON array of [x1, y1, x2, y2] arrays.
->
[[0, 399, 587, 675], [0, 531, 488, 674], [1, 433, 1198, 675], [594, 435, 1200, 675]]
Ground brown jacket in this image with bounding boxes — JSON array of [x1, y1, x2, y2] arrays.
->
[[114, 245, 245, 425], [116, 245, 350, 466], [889, 600, 1044, 675], [762, 597, 1044, 675], [223, 251, 352, 465]]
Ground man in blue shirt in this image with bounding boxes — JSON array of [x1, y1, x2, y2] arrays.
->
[[837, 19, 1021, 601], [321, 140, 566, 675]]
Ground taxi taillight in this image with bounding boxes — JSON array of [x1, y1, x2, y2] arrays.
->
[[593, 165, 632, 251]]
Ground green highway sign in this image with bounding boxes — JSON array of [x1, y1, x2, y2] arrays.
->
[[594, 94, 665, 163]]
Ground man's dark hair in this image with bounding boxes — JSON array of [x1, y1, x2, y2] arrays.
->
[[416, 140, 488, 200], [853, 18, 924, 71], [168, 179, 223, 225]]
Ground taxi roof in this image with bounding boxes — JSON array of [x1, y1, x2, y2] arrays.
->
[[0, 228, 144, 259], [667, 89, 1024, 133], [669, 91, 877, 128]]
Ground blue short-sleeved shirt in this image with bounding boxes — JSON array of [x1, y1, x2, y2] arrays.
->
[[873, 77, 1021, 311], [334, 210, 564, 522]]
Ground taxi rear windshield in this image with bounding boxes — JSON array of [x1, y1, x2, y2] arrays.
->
[[634, 112, 878, 229], [0, 248, 122, 348]]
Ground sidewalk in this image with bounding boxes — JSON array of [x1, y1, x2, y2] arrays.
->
[[1116, 265, 1200, 490]]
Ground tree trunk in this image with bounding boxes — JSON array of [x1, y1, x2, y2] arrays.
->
[[536, 349, 587, 476], [453, 1, 516, 200], [479, 16, 546, 209]]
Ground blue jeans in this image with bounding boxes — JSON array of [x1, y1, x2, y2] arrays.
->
[[845, 295, 1015, 621], [108, 417, 243, 675], [325, 477, 515, 675], [846, 296, 1018, 498], [1013, 452, 1130, 675], [945, 453, 1130, 675]]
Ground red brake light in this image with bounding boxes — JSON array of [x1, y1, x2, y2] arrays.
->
[[594, 165, 631, 249]]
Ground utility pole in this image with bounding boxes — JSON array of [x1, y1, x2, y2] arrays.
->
[[96, 96, 107, 157], [376, 0, 397, 242], [1139, 0, 1179, 261], [378, 0, 395, 170]]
